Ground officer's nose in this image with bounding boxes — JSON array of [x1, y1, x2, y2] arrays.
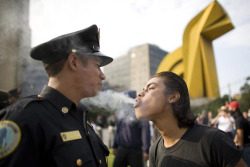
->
[[100, 70, 106, 80]]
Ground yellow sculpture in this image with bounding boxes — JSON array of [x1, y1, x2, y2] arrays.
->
[[157, 1, 234, 98]]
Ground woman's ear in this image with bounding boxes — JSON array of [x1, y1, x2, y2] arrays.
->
[[67, 53, 78, 71], [169, 92, 180, 103]]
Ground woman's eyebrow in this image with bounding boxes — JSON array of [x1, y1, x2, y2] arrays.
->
[[143, 82, 158, 91]]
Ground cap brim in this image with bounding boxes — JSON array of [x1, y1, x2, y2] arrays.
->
[[84, 52, 113, 67]]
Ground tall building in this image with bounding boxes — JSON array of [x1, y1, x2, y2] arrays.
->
[[0, 0, 48, 97], [0, 0, 31, 92], [103, 43, 168, 93]]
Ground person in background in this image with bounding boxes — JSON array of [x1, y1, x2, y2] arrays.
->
[[197, 110, 209, 125], [134, 71, 246, 167], [113, 90, 151, 167], [150, 121, 161, 144], [107, 114, 116, 148], [8, 88, 21, 105], [0, 24, 113, 167], [0, 90, 9, 110], [207, 111, 214, 126], [242, 111, 249, 121], [248, 109, 250, 121], [96, 115, 105, 140], [90, 119, 97, 132], [211, 106, 235, 139], [228, 101, 250, 166]]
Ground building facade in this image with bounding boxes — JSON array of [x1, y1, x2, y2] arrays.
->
[[103, 43, 168, 93], [0, 0, 31, 92]]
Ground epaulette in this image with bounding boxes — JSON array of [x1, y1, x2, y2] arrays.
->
[[0, 95, 44, 120]]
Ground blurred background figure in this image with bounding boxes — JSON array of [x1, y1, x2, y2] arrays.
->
[[112, 90, 151, 167], [227, 101, 250, 166], [211, 106, 235, 139], [197, 110, 209, 125], [207, 111, 214, 126], [96, 115, 105, 140], [248, 109, 250, 121], [0, 90, 9, 110], [150, 122, 161, 144], [107, 114, 116, 148], [8, 88, 21, 105], [242, 111, 250, 121], [90, 119, 97, 132]]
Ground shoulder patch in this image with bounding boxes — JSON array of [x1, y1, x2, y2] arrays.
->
[[0, 120, 21, 159]]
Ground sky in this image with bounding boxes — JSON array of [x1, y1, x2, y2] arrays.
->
[[29, 0, 250, 97]]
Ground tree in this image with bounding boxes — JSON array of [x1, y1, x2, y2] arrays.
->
[[191, 95, 229, 116], [239, 76, 250, 111]]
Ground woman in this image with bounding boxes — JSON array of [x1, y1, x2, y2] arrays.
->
[[211, 106, 235, 139], [133, 71, 246, 167]]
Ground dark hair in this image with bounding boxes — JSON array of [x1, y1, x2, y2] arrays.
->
[[44, 58, 67, 77], [44, 54, 90, 77], [153, 71, 197, 128]]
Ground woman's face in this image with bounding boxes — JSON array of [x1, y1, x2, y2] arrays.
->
[[133, 77, 171, 121]]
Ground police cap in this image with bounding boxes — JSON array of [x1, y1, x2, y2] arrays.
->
[[8, 88, 21, 98], [30, 24, 113, 67]]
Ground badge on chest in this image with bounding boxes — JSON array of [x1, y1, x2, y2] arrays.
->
[[60, 130, 82, 142]]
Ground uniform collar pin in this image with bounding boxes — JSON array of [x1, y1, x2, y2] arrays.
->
[[62, 107, 69, 114]]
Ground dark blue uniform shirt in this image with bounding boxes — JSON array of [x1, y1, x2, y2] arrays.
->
[[0, 86, 109, 167], [113, 113, 151, 154]]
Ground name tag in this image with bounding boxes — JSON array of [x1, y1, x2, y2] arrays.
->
[[60, 130, 82, 142]]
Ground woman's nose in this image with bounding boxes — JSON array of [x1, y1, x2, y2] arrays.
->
[[137, 91, 144, 97]]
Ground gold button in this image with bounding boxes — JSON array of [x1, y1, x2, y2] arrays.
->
[[38, 95, 43, 98], [99, 159, 102, 164], [76, 158, 82, 166], [61, 107, 68, 114]]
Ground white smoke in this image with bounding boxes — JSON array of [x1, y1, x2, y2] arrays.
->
[[80, 90, 135, 119]]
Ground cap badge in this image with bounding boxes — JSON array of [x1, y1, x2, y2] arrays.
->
[[92, 45, 99, 52]]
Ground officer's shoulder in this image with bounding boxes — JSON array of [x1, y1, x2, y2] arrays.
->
[[10, 95, 45, 109], [0, 95, 44, 120]]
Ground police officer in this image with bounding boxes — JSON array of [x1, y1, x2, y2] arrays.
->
[[8, 88, 21, 105], [0, 90, 9, 110], [0, 24, 113, 166]]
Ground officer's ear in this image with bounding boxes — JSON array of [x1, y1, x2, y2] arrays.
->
[[169, 92, 180, 104], [67, 53, 78, 71]]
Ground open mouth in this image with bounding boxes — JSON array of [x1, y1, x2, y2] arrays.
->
[[133, 99, 140, 108]]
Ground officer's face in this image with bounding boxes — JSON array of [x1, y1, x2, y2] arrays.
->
[[77, 57, 106, 98], [133, 77, 172, 121]]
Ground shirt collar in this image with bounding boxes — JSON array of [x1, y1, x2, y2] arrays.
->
[[39, 85, 76, 113]]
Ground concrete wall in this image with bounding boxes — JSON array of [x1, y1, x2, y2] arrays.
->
[[0, 0, 31, 92]]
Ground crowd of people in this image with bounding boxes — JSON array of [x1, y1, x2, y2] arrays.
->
[[88, 97, 250, 167], [0, 88, 21, 110], [197, 101, 250, 166], [0, 24, 249, 166]]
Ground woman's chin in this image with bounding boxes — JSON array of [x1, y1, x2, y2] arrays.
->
[[135, 109, 148, 121]]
